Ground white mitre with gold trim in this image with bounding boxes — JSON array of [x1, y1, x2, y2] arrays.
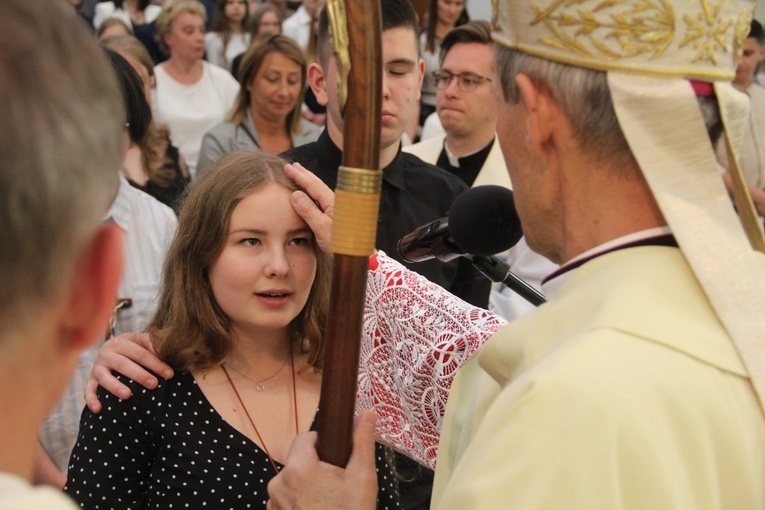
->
[[492, 0, 765, 414], [492, 0, 754, 80]]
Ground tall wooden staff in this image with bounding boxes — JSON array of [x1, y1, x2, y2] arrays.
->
[[315, 0, 382, 467]]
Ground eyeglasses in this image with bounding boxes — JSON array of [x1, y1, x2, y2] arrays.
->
[[432, 71, 492, 92]]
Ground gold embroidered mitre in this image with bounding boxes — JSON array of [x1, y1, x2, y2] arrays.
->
[[491, 0, 755, 80]]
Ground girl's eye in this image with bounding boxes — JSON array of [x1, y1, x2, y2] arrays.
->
[[290, 237, 312, 247], [242, 238, 260, 247]]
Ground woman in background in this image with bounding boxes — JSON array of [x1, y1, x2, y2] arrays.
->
[[97, 17, 133, 40], [152, 0, 240, 177], [205, 0, 251, 72], [231, 3, 282, 78], [198, 34, 320, 172], [418, 0, 469, 126], [249, 2, 282, 36], [102, 34, 190, 212]]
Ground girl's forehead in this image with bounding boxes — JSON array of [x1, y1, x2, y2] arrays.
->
[[231, 183, 296, 216]]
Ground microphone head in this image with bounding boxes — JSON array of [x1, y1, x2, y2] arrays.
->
[[448, 185, 523, 256], [397, 216, 462, 263]]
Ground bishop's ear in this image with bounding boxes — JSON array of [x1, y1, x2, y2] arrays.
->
[[515, 73, 555, 155], [60, 222, 124, 351]]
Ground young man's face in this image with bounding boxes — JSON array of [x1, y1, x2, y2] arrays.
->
[[436, 41, 497, 139], [317, 25, 424, 152], [734, 36, 764, 88], [378, 26, 425, 150]]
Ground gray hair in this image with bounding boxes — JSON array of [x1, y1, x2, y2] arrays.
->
[[495, 45, 723, 170], [0, 0, 123, 334], [495, 45, 636, 170]]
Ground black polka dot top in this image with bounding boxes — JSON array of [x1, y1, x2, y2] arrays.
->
[[64, 372, 401, 509]]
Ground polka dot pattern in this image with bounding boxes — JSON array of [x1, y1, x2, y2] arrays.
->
[[64, 372, 400, 509]]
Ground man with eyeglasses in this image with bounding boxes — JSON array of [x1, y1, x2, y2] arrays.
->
[[405, 20, 556, 323], [406, 21, 504, 189]]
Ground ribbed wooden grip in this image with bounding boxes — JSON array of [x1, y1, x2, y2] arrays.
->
[[316, 0, 382, 468], [331, 167, 382, 256]]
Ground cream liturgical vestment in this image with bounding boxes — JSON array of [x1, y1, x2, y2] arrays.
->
[[736, 84, 765, 190], [433, 246, 765, 509]]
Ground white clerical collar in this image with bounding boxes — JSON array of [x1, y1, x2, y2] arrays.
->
[[444, 140, 490, 168]]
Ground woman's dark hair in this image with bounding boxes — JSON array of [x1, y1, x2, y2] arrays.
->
[[112, 0, 151, 11], [104, 48, 152, 144], [209, 0, 250, 62], [423, 0, 469, 54]]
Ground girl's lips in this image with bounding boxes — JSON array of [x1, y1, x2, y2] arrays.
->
[[255, 292, 291, 308]]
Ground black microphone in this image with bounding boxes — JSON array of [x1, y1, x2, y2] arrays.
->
[[470, 255, 546, 306], [398, 185, 523, 263], [397, 185, 546, 306]]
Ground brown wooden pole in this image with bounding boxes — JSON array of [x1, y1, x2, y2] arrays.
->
[[315, 0, 382, 467]]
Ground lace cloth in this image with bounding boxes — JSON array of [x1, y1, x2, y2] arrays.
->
[[357, 252, 506, 469]]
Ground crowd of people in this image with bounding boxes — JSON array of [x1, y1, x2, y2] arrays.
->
[[3, 0, 765, 509]]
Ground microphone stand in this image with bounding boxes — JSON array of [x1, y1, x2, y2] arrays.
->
[[470, 255, 546, 307]]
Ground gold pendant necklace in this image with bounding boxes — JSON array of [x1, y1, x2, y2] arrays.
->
[[225, 351, 289, 391], [222, 348, 298, 475]]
